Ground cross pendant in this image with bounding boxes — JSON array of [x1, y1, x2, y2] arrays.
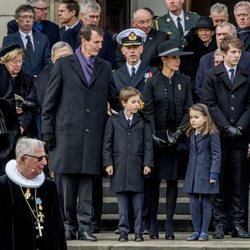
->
[[36, 221, 44, 237], [38, 212, 45, 223]]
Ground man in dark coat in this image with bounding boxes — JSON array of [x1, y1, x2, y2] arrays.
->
[[42, 24, 119, 241], [0, 137, 67, 250], [202, 35, 250, 239], [115, 8, 169, 69], [2, 4, 51, 77], [196, 21, 250, 98], [234, 1, 250, 52], [61, 1, 115, 65], [7, 0, 60, 50]]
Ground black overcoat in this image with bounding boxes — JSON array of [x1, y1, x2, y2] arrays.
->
[[144, 72, 193, 179], [202, 63, 250, 148], [183, 132, 221, 194], [103, 111, 153, 193], [42, 54, 119, 175]]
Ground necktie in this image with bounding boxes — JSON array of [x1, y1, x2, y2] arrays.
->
[[131, 67, 136, 79], [127, 119, 131, 127], [177, 17, 184, 37], [229, 68, 235, 84], [26, 35, 34, 63]]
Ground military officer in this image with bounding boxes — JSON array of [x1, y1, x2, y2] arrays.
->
[[154, 0, 200, 48]]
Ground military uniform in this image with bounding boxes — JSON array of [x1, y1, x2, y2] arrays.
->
[[154, 11, 200, 48]]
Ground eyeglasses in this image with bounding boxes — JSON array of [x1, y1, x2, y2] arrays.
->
[[23, 154, 48, 162], [19, 15, 35, 20], [34, 6, 49, 11]]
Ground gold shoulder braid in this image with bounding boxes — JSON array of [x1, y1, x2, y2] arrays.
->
[[20, 187, 45, 237]]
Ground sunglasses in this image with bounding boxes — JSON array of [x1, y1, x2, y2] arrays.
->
[[23, 154, 48, 162]]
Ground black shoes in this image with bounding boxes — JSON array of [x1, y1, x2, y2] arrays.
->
[[165, 234, 175, 240], [135, 233, 144, 241], [118, 231, 128, 241], [90, 228, 99, 234], [150, 234, 159, 239], [78, 231, 97, 241], [198, 233, 209, 241], [142, 228, 149, 235], [232, 224, 250, 238], [65, 230, 77, 240], [213, 225, 225, 239]]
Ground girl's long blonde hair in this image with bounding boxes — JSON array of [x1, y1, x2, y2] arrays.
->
[[185, 103, 218, 137]]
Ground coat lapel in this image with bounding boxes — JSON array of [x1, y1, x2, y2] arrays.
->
[[130, 62, 147, 88], [88, 57, 103, 86], [232, 67, 248, 90], [117, 112, 129, 129], [214, 64, 232, 90], [69, 54, 88, 85]]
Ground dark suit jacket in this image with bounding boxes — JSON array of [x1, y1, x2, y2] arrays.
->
[[183, 132, 221, 194], [202, 63, 250, 148], [113, 61, 155, 95], [115, 28, 169, 69], [103, 111, 153, 193], [2, 31, 51, 76], [60, 22, 115, 64], [7, 19, 60, 50], [42, 54, 119, 175], [196, 51, 250, 98]]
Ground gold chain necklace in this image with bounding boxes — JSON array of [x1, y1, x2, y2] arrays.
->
[[20, 187, 44, 237]]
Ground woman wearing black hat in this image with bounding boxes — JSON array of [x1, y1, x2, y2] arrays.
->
[[180, 16, 217, 102], [0, 44, 36, 138], [144, 40, 193, 240]]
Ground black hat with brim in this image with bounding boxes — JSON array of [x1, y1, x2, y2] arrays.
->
[[0, 44, 21, 57], [149, 40, 193, 67], [191, 16, 215, 32]]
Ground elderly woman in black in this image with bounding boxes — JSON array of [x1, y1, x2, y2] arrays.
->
[[0, 44, 36, 137], [144, 40, 193, 240]]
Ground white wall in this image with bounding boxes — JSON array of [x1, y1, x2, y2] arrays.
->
[[132, 0, 167, 17]]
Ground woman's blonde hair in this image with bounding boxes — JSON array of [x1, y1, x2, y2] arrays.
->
[[0, 48, 24, 63], [185, 103, 218, 137]]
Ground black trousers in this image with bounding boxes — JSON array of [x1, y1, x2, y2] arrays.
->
[[212, 148, 248, 228], [62, 174, 93, 232]]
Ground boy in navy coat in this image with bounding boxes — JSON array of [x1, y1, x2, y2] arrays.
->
[[103, 87, 153, 242]]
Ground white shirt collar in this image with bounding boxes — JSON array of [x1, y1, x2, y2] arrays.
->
[[5, 160, 45, 188], [124, 112, 133, 121], [126, 60, 141, 76], [224, 63, 237, 76], [169, 11, 185, 29], [65, 21, 79, 30]]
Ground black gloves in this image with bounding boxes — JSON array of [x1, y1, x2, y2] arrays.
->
[[153, 129, 183, 147], [152, 134, 167, 148], [223, 125, 242, 139], [42, 133, 56, 151]]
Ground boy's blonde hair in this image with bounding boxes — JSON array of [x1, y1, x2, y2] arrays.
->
[[119, 87, 141, 105]]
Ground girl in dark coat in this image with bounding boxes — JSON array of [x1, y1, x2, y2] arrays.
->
[[103, 87, 153, 242], [144, 40, 193, 240], [183, 103, 221, 241]]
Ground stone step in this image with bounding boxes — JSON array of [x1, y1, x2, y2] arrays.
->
[[67, 232, 250, 250]]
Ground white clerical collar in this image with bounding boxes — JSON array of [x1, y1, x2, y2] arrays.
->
[[5, 160, 45, 188]]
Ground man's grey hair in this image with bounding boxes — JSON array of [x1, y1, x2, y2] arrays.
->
[[210, 2, 228, 15], [80, 0, 101, 14], [51, 41, 73, 57], [216, 22, 237, 36], [234, 1, 250, 14], [29, 0, 47, 5], [16, 137, 45, 159]]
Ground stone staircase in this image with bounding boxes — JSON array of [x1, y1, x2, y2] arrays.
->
[[99, 178, 193, 232]]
